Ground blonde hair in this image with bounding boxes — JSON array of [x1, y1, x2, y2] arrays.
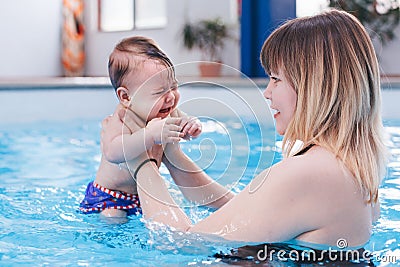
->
[[260, 10, 387, 203]]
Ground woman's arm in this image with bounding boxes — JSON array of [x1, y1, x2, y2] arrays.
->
[[133, 154, 192, 230], [131, 153, 318, 242], [120, 105, 233, 208], [163, 143, 234, 209]]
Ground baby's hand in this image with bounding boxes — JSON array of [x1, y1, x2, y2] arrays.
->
[[180, 116, 202, 140], [146, 117, 183, 145]]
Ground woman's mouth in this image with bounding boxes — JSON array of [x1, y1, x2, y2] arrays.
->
[[272, 108, 280, 119]]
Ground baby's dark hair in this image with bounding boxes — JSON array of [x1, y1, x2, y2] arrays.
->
[[108, 36, 175, 90]]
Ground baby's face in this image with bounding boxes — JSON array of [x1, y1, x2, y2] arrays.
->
[[128, 60, 179, 122]]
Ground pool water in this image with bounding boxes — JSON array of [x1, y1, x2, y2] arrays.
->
[[0, 118, 399, 266]]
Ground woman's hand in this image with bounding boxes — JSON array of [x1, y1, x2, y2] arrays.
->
[[180, 116, 202, 140], [170, 108, 202, 140]]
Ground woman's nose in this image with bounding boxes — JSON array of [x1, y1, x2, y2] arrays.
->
[[263, 82, 272, 100]]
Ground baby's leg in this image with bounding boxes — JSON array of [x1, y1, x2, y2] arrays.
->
[[100, 208, 127, 218]]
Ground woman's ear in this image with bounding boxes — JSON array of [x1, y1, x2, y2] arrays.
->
[[116, 87, 130, 105]]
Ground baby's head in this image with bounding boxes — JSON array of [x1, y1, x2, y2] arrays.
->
[[108, 36, 179, 121]]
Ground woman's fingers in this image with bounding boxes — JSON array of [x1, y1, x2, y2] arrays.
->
[[189, 124, 202, 137], [180, 117, 202, 138]]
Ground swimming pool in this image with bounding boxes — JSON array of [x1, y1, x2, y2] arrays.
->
[[0, 81, 399, 266]]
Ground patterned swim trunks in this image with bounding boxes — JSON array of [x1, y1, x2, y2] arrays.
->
[[79, 181, 141, 216]]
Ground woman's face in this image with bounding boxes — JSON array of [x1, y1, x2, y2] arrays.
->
[[263, 70, 297, 135]]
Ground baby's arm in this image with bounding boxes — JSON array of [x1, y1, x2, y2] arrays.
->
[[100, 111, 139, 164], [102, 106, 184, 164]]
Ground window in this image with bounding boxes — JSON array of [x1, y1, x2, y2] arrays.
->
[[135, 0, 167, 29], [296, 0, 329, 17], [98, 0, 167, 32]]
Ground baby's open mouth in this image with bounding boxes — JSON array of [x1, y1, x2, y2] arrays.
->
[[159, 107, 171, 114]]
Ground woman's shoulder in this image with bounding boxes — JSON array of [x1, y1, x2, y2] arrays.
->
[[245, 146, 371, 245], [268, 145, 353, 191]]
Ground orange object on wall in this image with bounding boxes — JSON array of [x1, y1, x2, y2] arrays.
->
[[62, 0, 85, 77]]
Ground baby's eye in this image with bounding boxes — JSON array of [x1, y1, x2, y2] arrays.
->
[[153, 90, 165, 95]]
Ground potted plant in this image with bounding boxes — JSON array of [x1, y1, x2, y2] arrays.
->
[[329, 0, 400, 44], [182, 17, 229, 77]]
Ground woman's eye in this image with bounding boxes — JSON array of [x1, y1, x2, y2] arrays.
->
[[270, 76, 281, 83]]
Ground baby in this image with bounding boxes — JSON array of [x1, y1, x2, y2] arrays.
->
[[79, 36, 201, 217]]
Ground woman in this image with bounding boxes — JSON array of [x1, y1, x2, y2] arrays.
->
[[123, 10, 387, 253]]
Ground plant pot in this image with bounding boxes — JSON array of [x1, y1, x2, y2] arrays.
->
[[198, 62, 222, 77]]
